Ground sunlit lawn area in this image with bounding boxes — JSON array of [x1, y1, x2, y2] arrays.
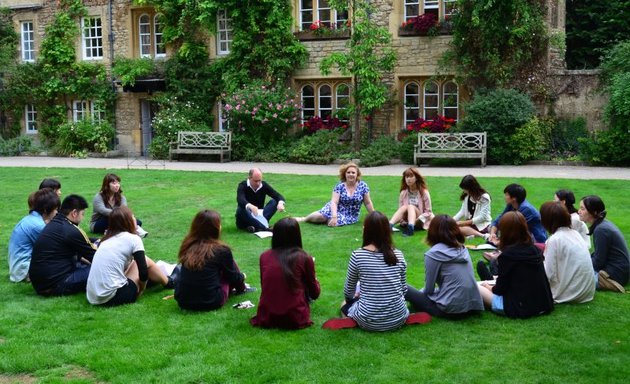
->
[[0, 167, 629, 383]]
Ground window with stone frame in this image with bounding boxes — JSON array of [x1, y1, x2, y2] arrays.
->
[[403, 79, 459, 127], [217, 9, 233, 55], [403, 0, 456, 21], [299, 81, 350, 124], [20, 21, 35, 62], [132, 9, 165, 58], [82, 16, 103, 60], [73, 100, 106, 122], [299, 0, 349, 31], [138, 13, 165, 58], [25, 104, 37, 133]]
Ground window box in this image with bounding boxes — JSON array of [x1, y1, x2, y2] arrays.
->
[[294, 29, 351, 41], [398, 21, 454, 37]]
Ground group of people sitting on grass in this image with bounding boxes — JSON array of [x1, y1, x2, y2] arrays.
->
[[7, 164, 630, 332]]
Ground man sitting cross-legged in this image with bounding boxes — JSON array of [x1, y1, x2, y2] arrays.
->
[[29, 194, 97, 297]]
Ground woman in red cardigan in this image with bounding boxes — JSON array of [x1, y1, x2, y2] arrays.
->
[[251, 217, 320, 329]]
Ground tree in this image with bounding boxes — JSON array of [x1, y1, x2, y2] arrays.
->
[[320, 0, 397, 150], [566, 0, 630, 69]]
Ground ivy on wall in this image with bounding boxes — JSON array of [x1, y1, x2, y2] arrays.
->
[[1, 0, 115, 148], [444, 0, 548, 94]]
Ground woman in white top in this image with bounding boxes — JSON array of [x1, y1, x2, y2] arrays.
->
[[539, 201, 595, 303], [87, 206, 172, 306], [453, 175, 492, 239], [554, 189, 589, 246]]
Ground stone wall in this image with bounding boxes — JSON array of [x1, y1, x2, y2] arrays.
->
[[547, 70, 606, 131]]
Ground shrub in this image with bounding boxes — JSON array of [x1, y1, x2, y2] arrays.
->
[[303, 116, 349, 135], [552, 117, 588, 157], [148, 97, 211, 159], [399, 132, 418, 165], [406, 115, 455, 133], [358, 135, 400, 167], [579, 127, 630, 166], [223, 80, 300, 146], [55, 120, 114, 156], [459, 89, 535, 164], [289, 129, 346, 164], [0, 135, 32, 156], [231, 135, 292, 162], [505, 117, 551, 165]]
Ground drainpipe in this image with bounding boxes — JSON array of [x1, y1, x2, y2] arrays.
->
[[108, 0, 118, 150]]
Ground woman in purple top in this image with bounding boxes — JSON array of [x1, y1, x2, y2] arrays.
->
[[298, 162, 374, 227]]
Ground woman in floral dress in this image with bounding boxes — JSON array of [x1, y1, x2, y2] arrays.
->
[[297, 162, 374, 226]]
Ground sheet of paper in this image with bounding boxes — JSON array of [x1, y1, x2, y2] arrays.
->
[[254, 231, 273, 238]]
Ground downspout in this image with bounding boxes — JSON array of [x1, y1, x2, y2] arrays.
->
[[108, 0, 118, 150]]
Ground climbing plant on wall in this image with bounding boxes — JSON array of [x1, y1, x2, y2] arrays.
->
[[2, 0, 115, 151], [444, 0, 548, 93]]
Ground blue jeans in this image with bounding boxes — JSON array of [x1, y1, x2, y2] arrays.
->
[[235, 199, 278, 231], [51, 263, 91, 296]]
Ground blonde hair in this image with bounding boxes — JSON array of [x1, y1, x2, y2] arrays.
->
[[339, 162, 361, 182]]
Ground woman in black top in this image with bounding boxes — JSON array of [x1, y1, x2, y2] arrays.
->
[[478, 211, 554, 319], [175, 210, 255, 311]]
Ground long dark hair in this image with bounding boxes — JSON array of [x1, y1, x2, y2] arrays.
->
[[581, 195, 607, 235], [99, 173, 123, 208], [178, 210, 226, 271], [426, 214, 465, 248], [497, 211, 533, 250], [555, 189, 578, 214], [459, 174, 487, 201], [271, 217, 306, 291], [101, 206, 137, 243], [363, 211, 397, 266]]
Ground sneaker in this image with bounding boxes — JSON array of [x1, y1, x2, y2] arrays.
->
[[402, 226, 414, 237], [246, 226, 256, 233], [598, 270, 625, 293], [234, 284, 257, 295], [136, 226, 149, 238]]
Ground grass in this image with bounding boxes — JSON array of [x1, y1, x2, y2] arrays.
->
[[0, 167, 629, 383]]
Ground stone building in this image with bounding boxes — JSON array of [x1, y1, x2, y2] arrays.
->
[[1, 0, 601, 154]]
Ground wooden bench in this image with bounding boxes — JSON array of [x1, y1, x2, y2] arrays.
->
[[169, 131, 231, 162], [414, 132, 487, 167]]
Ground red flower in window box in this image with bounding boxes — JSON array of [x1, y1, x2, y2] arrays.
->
[[406, 115, 456, 133]]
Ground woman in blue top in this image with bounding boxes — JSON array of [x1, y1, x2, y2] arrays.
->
[[9, 188, 60, 282], [298, 162, 374, 227]]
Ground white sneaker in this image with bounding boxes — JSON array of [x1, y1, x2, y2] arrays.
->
[[136, 226, 149, 238]]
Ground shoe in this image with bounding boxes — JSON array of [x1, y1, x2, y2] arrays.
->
[[402, 225, 415, 237], [597, 270, 625, 293], [136, 226, 149, 238], [233, 283, 257, 295], [246, 226, 256, 233], [477, 260, 494, 281], [164, 264, 181, 289]]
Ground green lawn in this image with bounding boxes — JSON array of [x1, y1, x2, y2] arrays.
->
[[0, 167, 629, 384]]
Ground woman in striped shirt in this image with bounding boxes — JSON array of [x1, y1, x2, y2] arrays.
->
[[341, 211, 409, 331]]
